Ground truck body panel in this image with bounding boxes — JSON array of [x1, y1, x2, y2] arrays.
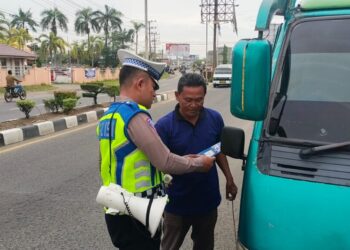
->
[[227, 0, 350, 249]]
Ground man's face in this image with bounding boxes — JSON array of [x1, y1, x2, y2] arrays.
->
[[139, 72, 157, 109], [176, 86, 205, 120]]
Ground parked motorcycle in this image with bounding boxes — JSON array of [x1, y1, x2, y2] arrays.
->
[[4, 83, 27, 102]]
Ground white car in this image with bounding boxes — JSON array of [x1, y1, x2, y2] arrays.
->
[[212, 64, 232, 88]]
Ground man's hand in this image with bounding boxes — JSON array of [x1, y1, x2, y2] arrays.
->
[[226, 179, 238, 201], [196, 155, 215, 172], [184, 154, 215, 172]]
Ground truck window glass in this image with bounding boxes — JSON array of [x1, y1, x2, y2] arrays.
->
[[269, 18, 350, 143]]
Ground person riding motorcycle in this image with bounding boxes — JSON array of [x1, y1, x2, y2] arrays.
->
[[180, 65, 186, 75], [6, 70, 22, 94]]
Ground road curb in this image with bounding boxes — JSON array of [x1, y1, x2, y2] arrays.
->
[[0, 91, 175, 147], [153, 91, 175, 103]]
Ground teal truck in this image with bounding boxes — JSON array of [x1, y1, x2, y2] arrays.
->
[[221, 0, 350, 249]]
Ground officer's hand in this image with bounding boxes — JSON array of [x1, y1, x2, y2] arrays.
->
[[196, 155, 215, 172]]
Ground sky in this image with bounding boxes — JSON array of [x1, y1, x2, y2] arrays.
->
[[2, 0, 263, 58]]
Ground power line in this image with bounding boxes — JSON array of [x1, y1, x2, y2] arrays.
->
[[30, 0, 47, 10], [86, 0, 105, 10], [0, 8, 16, 17], [58, 0, 85, 11]]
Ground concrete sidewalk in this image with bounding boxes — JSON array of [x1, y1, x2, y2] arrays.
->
[[0, 89, 175, 147]]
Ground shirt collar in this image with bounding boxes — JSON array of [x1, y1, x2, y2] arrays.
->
[[174, 103, 206, 122]]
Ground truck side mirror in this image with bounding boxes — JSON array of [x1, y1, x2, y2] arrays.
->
[[231, 39, 272, 121], [221, 126, 245, 160]]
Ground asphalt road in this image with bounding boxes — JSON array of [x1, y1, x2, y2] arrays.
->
[[0, 86, 253, 249], [0, 73, 180, 123]]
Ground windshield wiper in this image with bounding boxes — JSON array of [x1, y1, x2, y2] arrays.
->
[[299, 141, 350, 159], [261, 136, 320, 147]]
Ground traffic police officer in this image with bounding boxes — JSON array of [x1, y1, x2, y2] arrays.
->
[[97, 49, 215, 250]]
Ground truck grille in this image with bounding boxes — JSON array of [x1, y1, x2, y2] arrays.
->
[[269, 145, 350, 186]]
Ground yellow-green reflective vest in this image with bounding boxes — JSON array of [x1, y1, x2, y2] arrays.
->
[[97, 101, 163, 193]]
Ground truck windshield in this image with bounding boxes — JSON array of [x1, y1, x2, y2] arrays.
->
[[268, 18, 350, 143]]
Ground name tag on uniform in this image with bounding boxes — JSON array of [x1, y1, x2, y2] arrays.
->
[[99, 119, 116, 139], [198, 142, 221, 157]]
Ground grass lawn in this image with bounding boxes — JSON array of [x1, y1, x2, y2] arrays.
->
[[0, 84, 57, 94], [91, 79, 120, 86]]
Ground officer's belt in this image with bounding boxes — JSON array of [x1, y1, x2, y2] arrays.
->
[[134, 183, 166, 199]]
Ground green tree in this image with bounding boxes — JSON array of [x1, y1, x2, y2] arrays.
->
[[111, 28, 134, 50], [70, 41, 89, 65], [7, 28, 32, 50], [70, 42, 81, 65], [0, 13, 10, 41], [94, 5, 123, 48], [27, 41, 42, 66], [75, 8, 99, 66], [131, 21, 144, 54], [39, 32, 67, 65], [11, 9, 38, 32], [222, 45, 228, 64], [40, 8, 68, 36], [89, 36, 104, 66]]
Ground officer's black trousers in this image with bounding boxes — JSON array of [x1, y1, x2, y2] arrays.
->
[[105, 214, 160, 250]]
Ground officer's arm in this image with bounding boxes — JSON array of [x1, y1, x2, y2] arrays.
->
[[128, 113, 211, 174]]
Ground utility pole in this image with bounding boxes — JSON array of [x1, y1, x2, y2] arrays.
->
[[150, 33, 160, 60], [148, 20, 157, 60], [206, 20, 208, 63], [213, 0, 218, 69], [145, 0, 149, 59], [200, 0, 238, 68], [149, 21, 152, 58]]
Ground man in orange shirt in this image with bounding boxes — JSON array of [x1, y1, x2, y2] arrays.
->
[[6, 70, 21, 94]]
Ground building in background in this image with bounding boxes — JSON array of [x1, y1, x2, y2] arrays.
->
[[0, 44, 37, 77], [207, 45, 232, 67]]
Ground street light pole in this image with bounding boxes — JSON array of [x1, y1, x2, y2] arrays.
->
[[145, 0, 149, 59]]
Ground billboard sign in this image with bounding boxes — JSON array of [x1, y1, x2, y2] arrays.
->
[[166, 43, 190, 58]]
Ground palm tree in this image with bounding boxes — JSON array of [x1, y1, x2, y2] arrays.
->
[[111, 28, 134, 50], [0, 12, 5, 23], [40, 8, 68, 36], [75, 8, 99, 66], [89, 36, 104, 66], [94, 5, 123, 48], [0, 12, 10, 41], [39, 32, 67, 65], [11, 9, 38, 32], [70, 41, 85, 65], [131, 21, 144, 54], [7, 28, 32, 50]]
